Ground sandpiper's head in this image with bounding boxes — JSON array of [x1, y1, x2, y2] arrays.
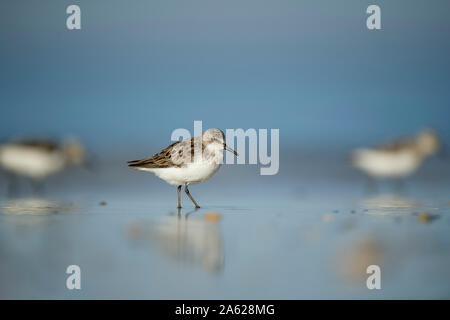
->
[[415, 129, 441, 156], [202, 129, 238, 156], [62, 138, 86, 166]]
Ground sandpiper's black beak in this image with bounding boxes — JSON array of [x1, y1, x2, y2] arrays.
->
[[224, 144, 238, 156]]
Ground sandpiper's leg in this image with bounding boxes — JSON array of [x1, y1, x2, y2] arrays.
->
[[393, 178, 406, 194], [7, 173, 19, 197], [185, 185, 200, 208], [177, 185, 182, 208], [30, 179, 44, 195], [364, 175, 378, 195]]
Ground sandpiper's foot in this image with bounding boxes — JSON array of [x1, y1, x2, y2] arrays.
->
[[185, 185, 200, 208], [185, 207, 199, 219], [177, 185, 182, 208]]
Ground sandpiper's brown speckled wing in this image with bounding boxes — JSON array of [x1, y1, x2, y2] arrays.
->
[[377, 137, 416, 152], [18, 139, 60, 151], [127, 138, 198, 169]]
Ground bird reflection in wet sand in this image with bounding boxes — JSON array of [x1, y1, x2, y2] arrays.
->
[[359, 194, 442, 225], [352, 129, 442, 192], [361, 194, 421, 216], [336, 237, 385, 283], [0, 197, 73, 227], [0, 137, 87, 195], [127, 210, 224, 273], [0, 198, 60, 216]]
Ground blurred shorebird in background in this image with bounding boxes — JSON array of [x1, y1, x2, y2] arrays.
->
[[128, 128, 238, 208], [0, 137, 87, 195], [352, 129, 443, 190]]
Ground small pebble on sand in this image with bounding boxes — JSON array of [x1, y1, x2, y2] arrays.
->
[[204, 212, 221, 222], [321, 213, 334, 222], [418, 212, 440, 224]]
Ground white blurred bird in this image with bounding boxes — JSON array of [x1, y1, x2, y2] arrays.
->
[[352, 129, 441, 182], [0, 138, 86, 194]]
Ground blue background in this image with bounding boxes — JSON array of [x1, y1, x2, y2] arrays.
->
[[1, 0, 449, 152]]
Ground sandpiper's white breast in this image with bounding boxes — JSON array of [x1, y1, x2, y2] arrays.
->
[[140, 161, 221, 186], [0, 145, 66, 179]]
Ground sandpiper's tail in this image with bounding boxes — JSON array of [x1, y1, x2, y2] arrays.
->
[[127, 159, 144, 168], [127, 158, 161, 170]]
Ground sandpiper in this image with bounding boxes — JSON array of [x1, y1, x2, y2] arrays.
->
[[352, 129, 441, 181], [128, 128, 238, 208], [0, 138, 86, 194]]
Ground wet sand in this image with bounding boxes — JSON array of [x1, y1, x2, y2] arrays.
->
[[0, 157, 449, 299]]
